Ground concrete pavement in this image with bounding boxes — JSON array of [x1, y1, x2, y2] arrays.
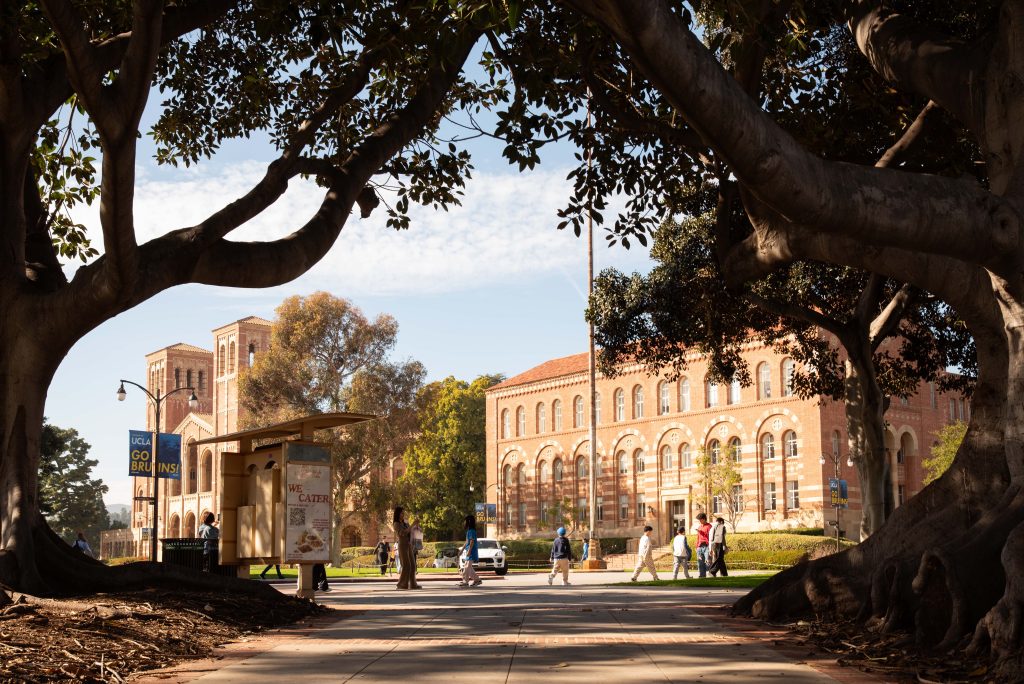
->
[[142, 571, 878, 683]]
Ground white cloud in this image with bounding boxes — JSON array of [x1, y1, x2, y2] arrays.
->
[[71, 162, 652, 297]]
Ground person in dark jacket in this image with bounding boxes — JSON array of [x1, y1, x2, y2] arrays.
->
[[708, 517, 729, 577], [547, 527, 574, 586]]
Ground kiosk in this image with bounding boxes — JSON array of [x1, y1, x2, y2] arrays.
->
[[194, 412, 375, 598]]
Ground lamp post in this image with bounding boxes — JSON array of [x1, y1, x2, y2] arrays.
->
[[820, 452, 853, 553], [118, 379, 198, 562]]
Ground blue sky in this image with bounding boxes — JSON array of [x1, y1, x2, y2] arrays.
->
[[44, 70, 655, 506]]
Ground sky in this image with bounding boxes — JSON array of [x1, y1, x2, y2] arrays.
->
[[43, 76, 656, 507]]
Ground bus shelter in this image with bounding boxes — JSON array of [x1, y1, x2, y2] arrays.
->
[[194, 412, 374, 598]]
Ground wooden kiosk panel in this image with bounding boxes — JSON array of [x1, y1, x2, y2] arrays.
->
[[196, 412, 375, 597]]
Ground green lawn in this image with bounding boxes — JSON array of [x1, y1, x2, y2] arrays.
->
[[609, 573, 775, 589]]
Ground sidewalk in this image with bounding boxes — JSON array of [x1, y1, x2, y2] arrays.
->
[[140, 572, 890, 684]]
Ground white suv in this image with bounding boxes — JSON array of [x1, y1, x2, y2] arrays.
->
[[460, 538, 508, 575]]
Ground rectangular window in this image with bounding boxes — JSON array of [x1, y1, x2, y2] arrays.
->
[[786, 481, 800, 509], [174, 368, 181, 389], [540, 501, 549, 524], [764, 483, 777, 511], [518, 503, 527, 526], [186, 369, 193, 389], [619, 495, 629, 520], [732, 485, 743, 513], [198, 370, 205, 391], [712, 495, 721, 514], [579, 497, 588, 521], [930, 383, 937, 409], [898, 485, 906, 506], [959, 399, 965, 421], [554, 403, 562, 431], [682, 447, 692, 468], [636, 493, 646, 519], [900, 395, 909, 407], [597, 496, 604, 522], [949, 398, 956, 421], [660, 384, 670, 415]]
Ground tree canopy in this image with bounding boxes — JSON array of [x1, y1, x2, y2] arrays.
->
[[38, 420, 110, 544]]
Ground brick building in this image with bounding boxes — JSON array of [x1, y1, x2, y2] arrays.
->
[[101, 315, 384, 559], [484, 342, 967, 544]]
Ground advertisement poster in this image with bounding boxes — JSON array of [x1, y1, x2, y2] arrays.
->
[[285, 463, 331, 562], [128, 430, 152, 476], [156, 433, 182, 479]]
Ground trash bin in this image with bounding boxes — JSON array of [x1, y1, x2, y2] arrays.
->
[[160, 538, 235, 576]]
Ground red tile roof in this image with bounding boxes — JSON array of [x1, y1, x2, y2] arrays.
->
[[490, 352, 591, 391]]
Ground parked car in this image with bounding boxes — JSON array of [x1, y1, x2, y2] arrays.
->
[[459, 538, 508, 575], [433, 545, 461, 569]]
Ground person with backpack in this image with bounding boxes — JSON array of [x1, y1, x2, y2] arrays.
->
[[547, 527, 573, 586], [72, 531, 94, 558], [671, 525, 691, 579], [374, 538, 391, 576]]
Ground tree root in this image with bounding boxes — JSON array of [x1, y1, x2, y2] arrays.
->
[[969, 517, 1024, 678]]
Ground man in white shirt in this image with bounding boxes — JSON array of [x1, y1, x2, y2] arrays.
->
[[671, 526, 691, 579], [707, 518, 721, 567], [630, 525, 659, 581]]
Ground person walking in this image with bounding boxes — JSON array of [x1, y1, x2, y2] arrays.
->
[[374, 538, 390, 576], [708, 517, 729, 577], [459, 515, 482, 587], [581, 537, 590, 562], [312, 563, 330, 592], [695, 513, 711, 578], [260, 564, 283, 579], [671, 525, 691, 579], [630, 525, 659, 581], [197, 512, 219, 573], [393, 506, 421, 590], [72, 531, 95, 558], [706, 517, 721, 569], [547, 527, 573, 586]]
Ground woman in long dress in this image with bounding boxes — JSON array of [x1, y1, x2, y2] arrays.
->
[[393, 506, 421, 590]]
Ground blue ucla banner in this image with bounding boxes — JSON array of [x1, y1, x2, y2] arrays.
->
[[157, 433, 182, 480], [129, 430, 152, 476], [128, 430, 181, 479]]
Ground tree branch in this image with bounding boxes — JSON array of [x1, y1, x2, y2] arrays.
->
[[869, 283, 914, 348], [744, 291, 842, 337], [848, 2, 988, 132], [562, 0, 1020, 272], [854, 273, 887, 326]]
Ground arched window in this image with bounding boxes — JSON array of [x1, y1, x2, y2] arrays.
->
[[618, 451, 628, 474], [576, 457, 588, 478], [198, 370, 205, 391], [516, 406, 526, 436], [168, 514, 180, 538], [228, 341, 236, 374], [679, 378, 691, 411], [553, 459, 564, 482], [614, 389, 625, 421], [573, 396, 584, 427], [782, 359, 795, 396], [518, 465, 527, 485], [536, 403, 547, 434], [634, 449, 645, 473], [680, 443, 692, 468], [708, 439, 721, 464], [832, 430, 841, 458], [185, 439, 198, 494], [501, 410, 511, 439], [706, 378, 719, 408], [658, 381, 670, 415], [553, 399, 563, 431], [218, 345, 226, 376], [784, 430, 798, 458], [539, 461, 549, 484], [248, 342, 256, 367], [729, 376, 741, 404], [761, 433, 776, 460], [174, 367, 181, 389], [186, 369, 193, 389], [633, 385, 645, 418], [729, 437, 742, 463], [596, 455, 604, 477], [595, 392, 602, 424], [503, 464, 513, 487], [200, 449, 213, 492], [758, 362, 772, 399], [660, 444, 672, 470], [184, 512, 196, 538]]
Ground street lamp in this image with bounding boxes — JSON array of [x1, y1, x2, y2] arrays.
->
[[117, 379, 199, 562], [820, 452, 852, 552]]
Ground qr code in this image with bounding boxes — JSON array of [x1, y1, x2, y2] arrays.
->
[[289, 508, 306, 526]]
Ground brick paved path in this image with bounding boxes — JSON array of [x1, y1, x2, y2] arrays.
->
[[140, 572, 891, 684]]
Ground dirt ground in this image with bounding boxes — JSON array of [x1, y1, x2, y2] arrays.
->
[[0, 588, 328, 682]]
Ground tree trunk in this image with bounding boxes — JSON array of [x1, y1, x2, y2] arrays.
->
[[842, 340, 889, 539]]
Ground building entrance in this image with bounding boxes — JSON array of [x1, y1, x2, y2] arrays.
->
[[668, 500, 687, 541]]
